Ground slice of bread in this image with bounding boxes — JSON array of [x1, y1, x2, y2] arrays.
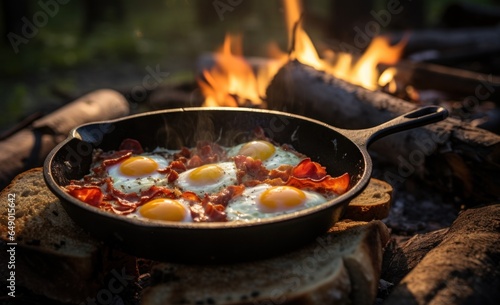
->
[[343, 178, 393, 221], [0, 168, 137, 304], [141, 220, 390, 305]]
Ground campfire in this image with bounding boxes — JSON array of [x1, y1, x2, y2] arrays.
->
[[197, 0, 408, 106]]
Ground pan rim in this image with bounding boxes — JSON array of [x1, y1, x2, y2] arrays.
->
[[43, 107, 372, 230]]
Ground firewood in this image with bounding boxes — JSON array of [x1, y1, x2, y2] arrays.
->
[[0, 89, 129, 190], [379, 60, 500, 101], [383, 204, 500, 305], [265, 60, 500, 203], [381, 229, 448, 285]]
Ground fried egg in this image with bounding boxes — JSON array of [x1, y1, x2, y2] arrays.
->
[[225, 184, 328, 221], [127, 198, 192, 222], [175, 162, 238, 197], [107, 154, 171, 194], [226, 140, 303, 170]]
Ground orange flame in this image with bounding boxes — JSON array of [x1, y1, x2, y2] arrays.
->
[[284, 1, 406, 91], [198, 34, 265, 107], [347, 36, 407, 90], [198, 0, 406, 107]]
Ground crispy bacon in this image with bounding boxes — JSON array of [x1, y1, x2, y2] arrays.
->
[[174, 147, 191, 159], [181, 186, 243, 222], [101, 151, 132, 168], [292, 158, 327, 180], [233, 155, 269, 185], [157, 167, 180, 183], [252, 126, 267, 140], [186, 155, 203, 169], [110, 185, 176, 208], [204, 202, 226, 222], [66, 185, 103, 207], [269, 165, 293, 182], [185, 142, 226, 168], [118, 138, 144, 154], [208, 185, 245, 207], [181, 191, 201, 202], [287, 172, 350, 195], [169, 160, 187, 173], [109, 204, 136, 215]]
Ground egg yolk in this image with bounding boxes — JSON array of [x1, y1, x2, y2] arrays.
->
[[139, 198, 188, 222], [258, 186, 306, 213], [119, 156, 158, 177], [188, 164, 224, 185], [238, 141, 276, 161]]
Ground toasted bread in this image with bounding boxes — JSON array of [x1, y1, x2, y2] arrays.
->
[[0, 168, 137, 303], [141, 220, 390, 305], [343, 178, 393, 221]]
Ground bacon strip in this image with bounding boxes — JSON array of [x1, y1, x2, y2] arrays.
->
[[118, 138, 144, 154], [66, 186, 103, 207], [287, 159, 350, 194], [286, 173, 350, 195], [292, 158, 327, 179]]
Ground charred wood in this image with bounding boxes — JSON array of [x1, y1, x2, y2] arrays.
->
[[383, 204, 500, 305], [380, 60, 500, 101], [382, 229, 448, 286], [266, 60, 500, 203]]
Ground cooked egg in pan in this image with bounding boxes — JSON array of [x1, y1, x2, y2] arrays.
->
[[175, 161, 239, 197], [226, 140, 303, 169], [107, 154, 171, 193], [127, 198, 192, 222], [225, 184, 328, 221]]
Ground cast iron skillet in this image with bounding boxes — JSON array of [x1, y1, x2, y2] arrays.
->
[[44, 106, 447, 262]]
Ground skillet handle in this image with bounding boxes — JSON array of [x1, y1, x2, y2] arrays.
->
[[339, 106, 448, 147]]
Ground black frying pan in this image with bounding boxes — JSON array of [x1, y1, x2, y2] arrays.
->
[[43, 106, 447, 262]]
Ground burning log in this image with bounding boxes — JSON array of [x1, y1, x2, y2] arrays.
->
[[265, 60, 500, 203], [380, 60, 500, 101], [383, 204, 500, 305]]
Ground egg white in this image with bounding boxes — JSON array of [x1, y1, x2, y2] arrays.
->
[[226, 143, 303, 170], [175, 161, 239, 197], [225, 184, 329, 222], [107, 154, 171, 194]]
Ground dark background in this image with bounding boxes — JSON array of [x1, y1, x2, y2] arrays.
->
[[1, 0, 498, 133]]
